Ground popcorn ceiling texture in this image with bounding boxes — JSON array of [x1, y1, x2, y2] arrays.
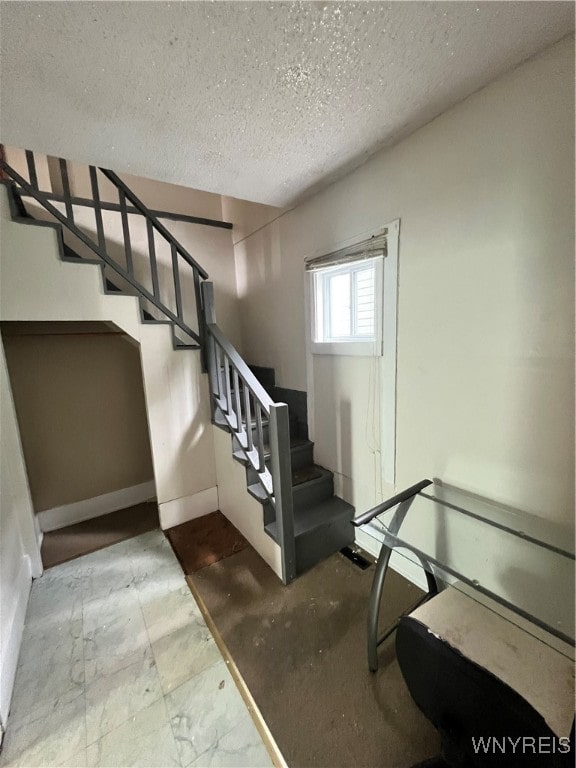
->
[[0, 1, 573, 206]]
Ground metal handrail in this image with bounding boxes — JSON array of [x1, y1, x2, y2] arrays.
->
[[351, 479, 432, 527], [0, 151, 208, 347]]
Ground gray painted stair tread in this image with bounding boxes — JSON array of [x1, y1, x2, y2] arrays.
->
[[232, 436, 313, 464], [247, 482, 268, 503], [266, 496, 354, 539], [246, 465, 326, 498], [292, 465, 323, 486]]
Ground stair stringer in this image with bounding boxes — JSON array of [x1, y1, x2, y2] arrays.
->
[[212, 425, 283, 580], [0, 184, 218, 531]]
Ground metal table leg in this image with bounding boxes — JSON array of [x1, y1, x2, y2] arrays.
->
[[367, 540, 394, 672], [367, 542, 439, 673]]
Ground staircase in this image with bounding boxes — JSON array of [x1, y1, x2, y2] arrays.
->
[[0, 149, 354, 584]]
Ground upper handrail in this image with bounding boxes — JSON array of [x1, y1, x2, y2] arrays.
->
[[99, 169, 208, 279], [207, 322, 274, 411]]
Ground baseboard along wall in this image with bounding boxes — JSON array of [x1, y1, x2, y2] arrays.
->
[[159, 486, 219, 530], [37, 480, 156, 532]]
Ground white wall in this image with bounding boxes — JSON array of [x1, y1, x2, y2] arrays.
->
[[232, 37, 575, 528], [0, 339, 42, 731], [212, 427, 282, 581], [0, 184, 219, 531]]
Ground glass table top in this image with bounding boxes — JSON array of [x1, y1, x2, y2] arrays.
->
[[362, 481, 575, 649]]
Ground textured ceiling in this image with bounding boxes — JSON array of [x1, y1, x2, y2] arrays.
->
[[0, 2, 574, 206]]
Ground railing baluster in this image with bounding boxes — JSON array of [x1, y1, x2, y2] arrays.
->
[[171, 245, 183, 319], [193, 269, 206, 369], [59, 159, 74, 222], [214, 340, 225, 399], [0, 158, 202, 345], [255, 406, 265, 472], [232, 369, 242, 434], [147, 219, 160, 299], [244, 386, 254, 452], [224, 355, 232, 418], [209, 336, 219, 400], [25, 150, 38, 189], [119, 189, 133, 276], [89, 166, 106, 250]]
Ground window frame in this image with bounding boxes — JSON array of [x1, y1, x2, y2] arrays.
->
[[310, 251, 384, 357]]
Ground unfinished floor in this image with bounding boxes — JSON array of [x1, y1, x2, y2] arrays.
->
[[0, 529, 275, 768]]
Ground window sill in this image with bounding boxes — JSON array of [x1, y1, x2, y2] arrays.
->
[[311, 340, 382, 357]]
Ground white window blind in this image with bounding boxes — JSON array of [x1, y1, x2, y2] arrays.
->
[[305, 232, 387, 272]]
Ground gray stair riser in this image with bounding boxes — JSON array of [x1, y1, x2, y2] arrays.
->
[[290, 442, 314, 471], [292, 473, 334, 510], [294, 515, 354, 575], [243, 442, 314, 485]]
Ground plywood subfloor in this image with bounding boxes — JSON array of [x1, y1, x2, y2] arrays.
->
[[166, 511, 249, 573], [189, 546, 441, 768]]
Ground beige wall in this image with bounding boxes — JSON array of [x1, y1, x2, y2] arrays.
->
[[5, 152, 244, 352], [3, 331, 154, 512], [232, 36, 575, 524]]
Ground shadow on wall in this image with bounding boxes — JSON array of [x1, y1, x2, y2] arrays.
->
[[23, 199, 202, 341], [338, 398, 354, 503]]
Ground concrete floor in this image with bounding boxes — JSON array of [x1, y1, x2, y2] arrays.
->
[[0, 529, 275, 768]]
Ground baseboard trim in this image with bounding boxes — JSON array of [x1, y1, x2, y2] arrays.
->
[[38, 480, 156, 532], [159, 486, 219, 530], [0, 555, 31, 727], [354, 528, 429, 592]]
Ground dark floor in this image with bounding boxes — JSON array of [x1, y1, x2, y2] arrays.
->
[[189, 546, 441, 768], [166, 510, 249, 573], [40, 500, 159, 568]]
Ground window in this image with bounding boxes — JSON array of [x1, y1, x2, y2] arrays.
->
[[307, 232, 386, 356], [305, 221, 399, 485]]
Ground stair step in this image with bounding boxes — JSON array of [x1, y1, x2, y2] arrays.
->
[[265, 495, 355, 575], [292, 467, 334, 509], [63, 244, 82, 260], [246, 464, 332, 510], [265, 495, 354, 540], [173, 341, 201, 350], [105, 278, 122, 292], [247, 482, 268, 504], [60, 244, 102, 267], [232, 436, 313, 468], [248, 364, 276, 388]]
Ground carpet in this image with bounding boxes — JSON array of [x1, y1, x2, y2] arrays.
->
[[40, 500, 159, 569], [166, 510, 249, 573], [188, 546, 441, 768]]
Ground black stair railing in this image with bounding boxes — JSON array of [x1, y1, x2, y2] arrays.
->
[[0, 150, 208, 348], [201, 282, 296, 583]]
